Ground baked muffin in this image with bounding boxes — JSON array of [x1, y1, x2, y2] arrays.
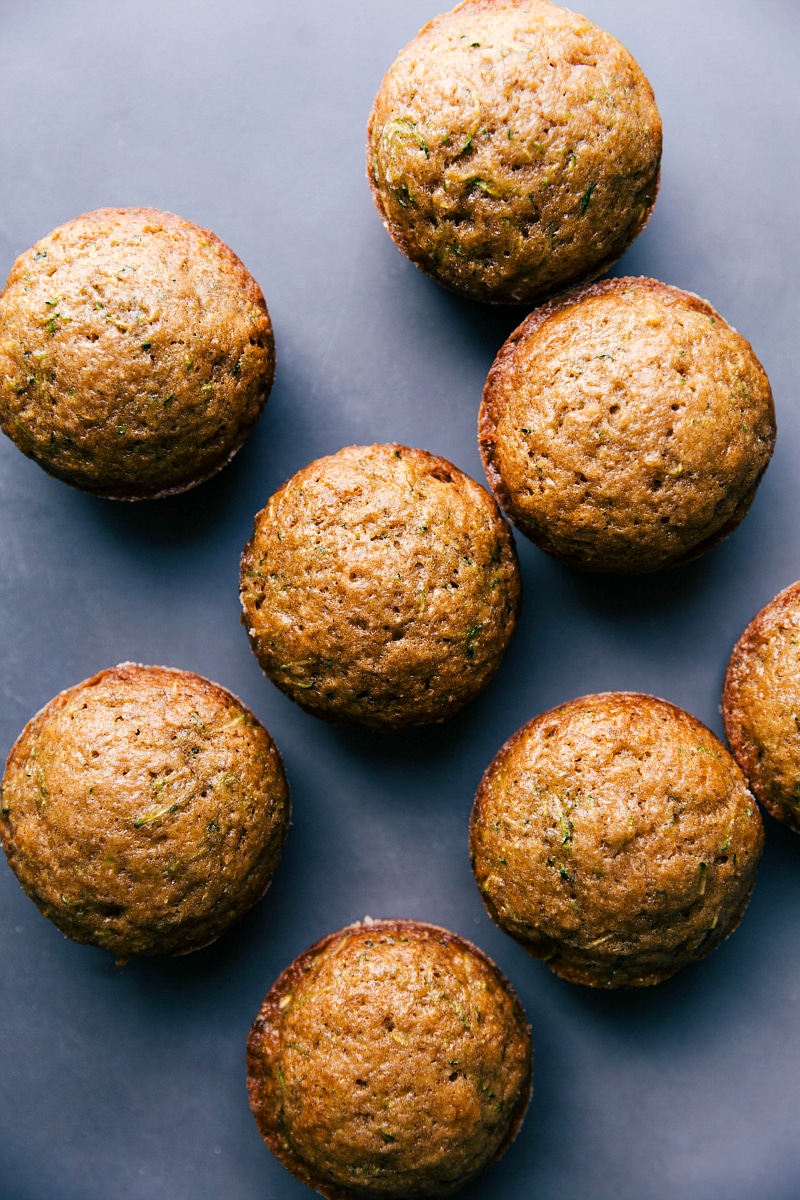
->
[[0, 664, 290, 957], [240, 444, 521, 728], [480, 277, 776, 573], [723, 581, 800, 834], [470, 693, 764, 988], [247, 919, 532, 1198], [0, 208, 274, 498], [367, 0, 661, 304]]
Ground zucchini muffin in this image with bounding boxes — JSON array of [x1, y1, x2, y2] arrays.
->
[[0, 664, 290, 957], [0, 208, 274, 498], [470, 693, 764, 988], [480, 277, 776, 572], [247, 919, 532, 1198], [240, 444, 520, 728], [367, 0, 661, 304], [723, 581, 800, 834]]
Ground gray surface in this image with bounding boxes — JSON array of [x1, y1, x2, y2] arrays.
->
[[0, 2, 798, 1198]]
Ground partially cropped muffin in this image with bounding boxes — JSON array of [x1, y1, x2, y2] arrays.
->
[[240, 444, 521, 728], [480, 277, 776, 572], [723, 581, 800, 834], [0, 664, 290, 956], [470, 693, 764, 988], [0, 208, 274, 498], [368, 0, 661, 303], [247, 919, 532, 1198]]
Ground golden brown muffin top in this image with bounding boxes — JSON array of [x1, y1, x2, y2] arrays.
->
[[0, 664, 290, 957], [247, 919, 532, 1198], [0, 207, 274, 498], [480, 277, 776, 572], [241, 444, 520, 728], [368, 0, 661, 303], [471, 693, 764, 987], [723, 581, 800, 833]]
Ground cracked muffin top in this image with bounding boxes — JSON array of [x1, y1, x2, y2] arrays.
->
[[479, 277, 776, 572], [240, 444, 521, 728], [470, 692, 764, 987], [368, 0, 661, 303], [723, 581, 800, 834], [0, 663, 290, 957], [247, 919, 532, 1198], [0, 207, 274, 498]]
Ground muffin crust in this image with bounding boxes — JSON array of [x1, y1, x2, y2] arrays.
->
[[480, 277, 776, 572], [723, 581, 800, 833], [0, 664, 290, 956], [0, 208, 274, 498], [240, 444, 521, 728], [470, 693, 764, 987], [247, 919, 532, 1198], [368, 0, 661, 303]]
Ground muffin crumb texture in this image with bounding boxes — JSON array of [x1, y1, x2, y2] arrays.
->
[[0, 664, 290, 956], [241, 444, 520, 728], [723, 581, 800, 833], [247, 919, 532, 1198], [368, 0, 662, 303], [480, 277, 776, 572], [0, 207, 274, 498], [470, 693, 764, 987]]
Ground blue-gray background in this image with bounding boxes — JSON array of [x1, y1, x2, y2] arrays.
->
[[0, 2, 798, 1198]]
